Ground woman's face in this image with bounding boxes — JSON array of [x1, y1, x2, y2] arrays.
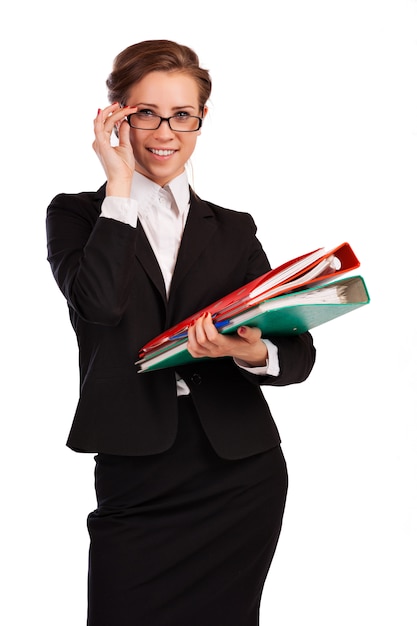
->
[[125, 71, 206, 187]]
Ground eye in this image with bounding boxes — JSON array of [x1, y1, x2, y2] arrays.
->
[[136, 109, 157, 119], [173, 111, 191, 122]]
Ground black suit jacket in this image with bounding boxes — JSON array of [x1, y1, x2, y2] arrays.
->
[[46, 184, 316, 459]]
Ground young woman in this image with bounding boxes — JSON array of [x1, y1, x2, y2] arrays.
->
[[46, 39, 316, 626]]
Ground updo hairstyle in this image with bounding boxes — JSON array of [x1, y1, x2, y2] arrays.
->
[[106, 39, 212, 112]]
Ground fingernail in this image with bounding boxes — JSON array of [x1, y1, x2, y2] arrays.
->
[[239, 326, 247, 334], [97, 108, 101, 115]]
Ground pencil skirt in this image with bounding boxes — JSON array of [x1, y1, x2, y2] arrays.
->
[[87, 396, 288, 626]]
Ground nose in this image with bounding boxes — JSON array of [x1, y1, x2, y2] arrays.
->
[[154, 118, 175, 139]]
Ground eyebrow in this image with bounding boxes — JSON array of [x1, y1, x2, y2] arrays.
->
[[134, 102, 197, 111]]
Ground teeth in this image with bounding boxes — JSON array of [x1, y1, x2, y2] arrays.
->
[[150, 149, 175, 156]]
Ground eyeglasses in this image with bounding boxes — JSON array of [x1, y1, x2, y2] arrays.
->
[[126, 111, 203, 132]]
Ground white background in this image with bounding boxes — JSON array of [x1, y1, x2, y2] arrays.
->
[[1, 1, 416, 624]]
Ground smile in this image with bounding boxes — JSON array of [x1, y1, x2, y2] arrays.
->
[[148, 149, 176, 156]]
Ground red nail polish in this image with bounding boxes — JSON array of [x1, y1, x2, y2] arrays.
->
[[97, 108, 101, 115]]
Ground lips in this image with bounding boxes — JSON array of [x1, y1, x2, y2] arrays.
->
[[148, 148, 176, 156]]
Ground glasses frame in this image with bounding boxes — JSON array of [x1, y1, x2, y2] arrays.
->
[[126, 113, 203, 133]]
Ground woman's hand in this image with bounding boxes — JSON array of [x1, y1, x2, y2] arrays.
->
[[187, 313, 268, 367], [92, 103, 138, 197]]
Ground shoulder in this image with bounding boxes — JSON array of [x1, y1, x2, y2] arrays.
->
[[47, 183, 107, 222]]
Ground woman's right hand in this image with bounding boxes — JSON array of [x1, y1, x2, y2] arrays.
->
[[92, 103, 138, 197]]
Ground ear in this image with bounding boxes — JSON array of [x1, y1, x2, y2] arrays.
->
[[196, 106, 209, 136]]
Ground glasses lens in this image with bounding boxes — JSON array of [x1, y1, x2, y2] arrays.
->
[[129, 113, 160, 129], [169, 115, 201, 132]]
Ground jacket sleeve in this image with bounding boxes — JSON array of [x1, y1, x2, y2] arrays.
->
[[46, 190, 138, 325], [237, 331, 316, 387]]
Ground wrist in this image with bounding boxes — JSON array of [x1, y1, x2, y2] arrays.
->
[[236, 341, 268, 367], [106, 178, 133, 198]]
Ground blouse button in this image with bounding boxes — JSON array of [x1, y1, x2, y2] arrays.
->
[[190, 373, 202, 385]]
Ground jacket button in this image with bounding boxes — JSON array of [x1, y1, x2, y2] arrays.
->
[[190, 373, 202, 385]]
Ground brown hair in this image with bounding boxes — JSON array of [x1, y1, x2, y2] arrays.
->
[[106, 40, 212, 111]]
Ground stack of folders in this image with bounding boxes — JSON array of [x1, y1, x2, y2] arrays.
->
[[136, 242, 370, 373]]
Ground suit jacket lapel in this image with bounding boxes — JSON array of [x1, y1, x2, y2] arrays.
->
[[169, 191, 217, 295], [133, 189, 217, 312], [135, 220, 167, 303]]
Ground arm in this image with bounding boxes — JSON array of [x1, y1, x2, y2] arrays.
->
[[46, 104, 140, 325], [46, 193, 138, 325]]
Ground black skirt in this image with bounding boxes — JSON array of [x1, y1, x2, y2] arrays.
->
[[87, 396, 288, 626]]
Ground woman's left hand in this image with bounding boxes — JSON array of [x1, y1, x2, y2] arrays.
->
[[186, 313, 268, 367]]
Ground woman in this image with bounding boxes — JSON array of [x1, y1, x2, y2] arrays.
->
[[46, 39, 316, 626]]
